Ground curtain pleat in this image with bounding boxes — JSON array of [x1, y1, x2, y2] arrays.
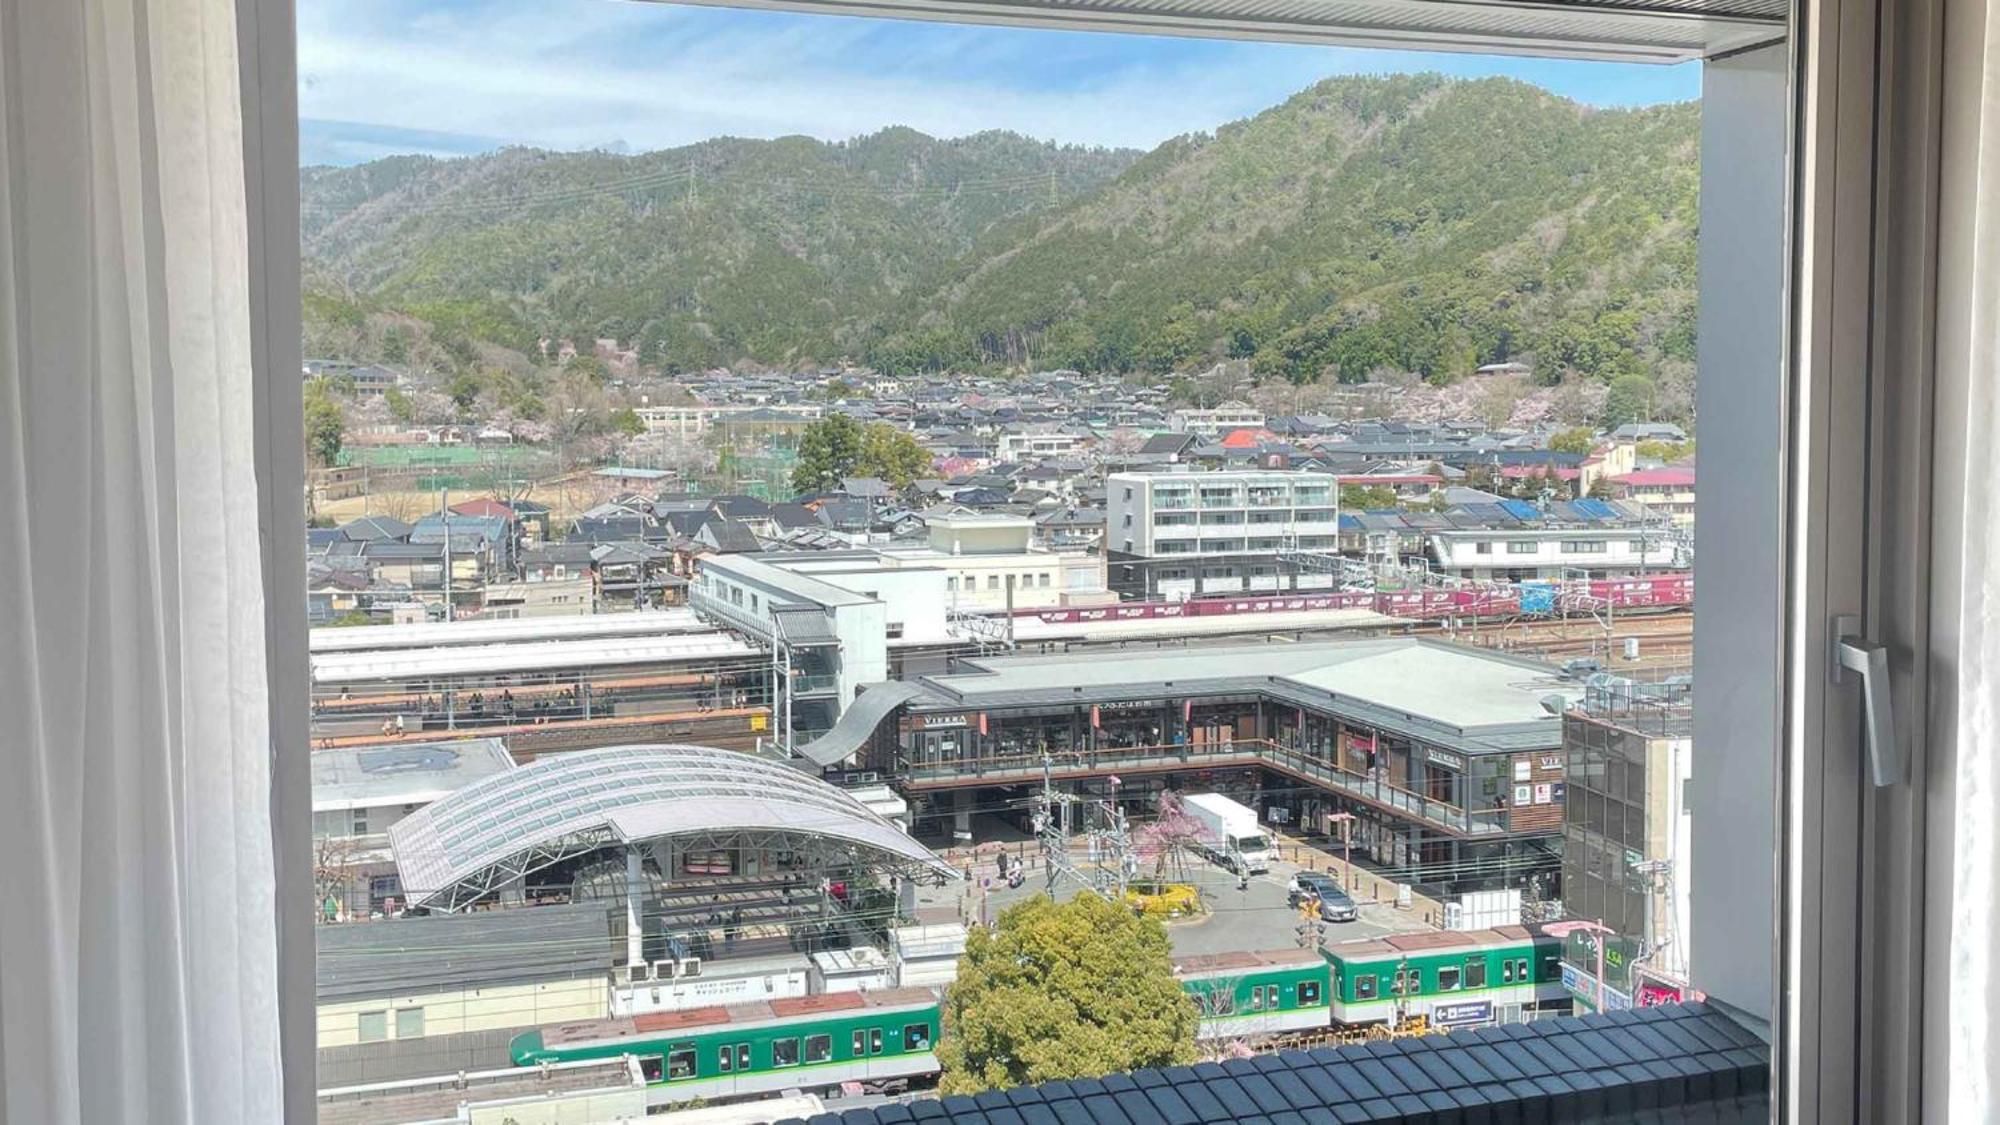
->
[[0, 0, 284, 1121]]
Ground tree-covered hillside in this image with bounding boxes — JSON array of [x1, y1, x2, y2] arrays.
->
[[302, 129, 1138, 370], [302, 74, 1698, 389]]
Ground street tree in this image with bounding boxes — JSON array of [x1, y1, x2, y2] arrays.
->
[[858, 423, 933, 488], [791, 414, 866, 494], [937, 893, 1198, 1094], [303, 380, 347, 467]]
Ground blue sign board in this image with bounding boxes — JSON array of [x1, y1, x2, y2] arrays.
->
[[1431, 1000, 1494, 1028]]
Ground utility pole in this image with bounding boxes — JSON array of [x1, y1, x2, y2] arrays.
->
[[440, 486, 454, 622]]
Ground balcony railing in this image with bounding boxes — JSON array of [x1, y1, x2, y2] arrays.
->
[[901, 739, 1509, 836], [788, 673, 839, 696]]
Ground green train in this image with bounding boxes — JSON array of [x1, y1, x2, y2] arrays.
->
[[509, 987, 940, 1107], [1322, 923, 1569, 1028], [1175, 948, 1333, 1040]]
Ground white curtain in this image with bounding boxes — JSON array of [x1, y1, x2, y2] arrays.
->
[[0, 0, 285, 1121]]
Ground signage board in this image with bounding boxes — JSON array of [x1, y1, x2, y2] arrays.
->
[[1430, 1000, 1493, 1028]]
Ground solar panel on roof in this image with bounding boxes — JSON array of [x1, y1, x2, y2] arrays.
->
[[1499, 499, 1543, 520]]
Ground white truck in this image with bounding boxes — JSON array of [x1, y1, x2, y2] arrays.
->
[[1180, 793, 1273, 875]]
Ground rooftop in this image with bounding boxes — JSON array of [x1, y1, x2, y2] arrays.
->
[[911, 638, 1579, 753], [309, 737, 515, 812], [309, 631, 759, 684]]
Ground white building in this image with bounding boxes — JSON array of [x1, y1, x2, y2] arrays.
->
[[1167, 400, 1265, 437], [996, 429, 1089, 463], [1104, 470, 1340, 599], [310, 737, 516, 917], [1424, 526, 1682, 580]]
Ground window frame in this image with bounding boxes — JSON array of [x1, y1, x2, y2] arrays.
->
[[772, 1037, 800, 1068], [805, 1033, 832, 1064], [244, 0, 1918, 1114]]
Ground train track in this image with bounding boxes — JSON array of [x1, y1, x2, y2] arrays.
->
[[1434, 610, 1694, 670]]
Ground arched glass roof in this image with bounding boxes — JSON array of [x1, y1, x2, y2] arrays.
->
[[388, 744, 956, 911]]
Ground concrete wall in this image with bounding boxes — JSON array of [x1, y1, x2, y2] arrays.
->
[[316, 976, 608, 1049]]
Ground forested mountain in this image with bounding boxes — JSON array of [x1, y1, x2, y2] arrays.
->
[[302, 74, 1699, 386]]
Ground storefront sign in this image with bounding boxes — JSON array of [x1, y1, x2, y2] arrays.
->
[[1425, 748, 1466, 771], [1431, 1000, 1493, 1028], [1534, 783, 1553, 805], [918, 714, 968, 729], [1513, 760, 1532, 782], [1539, 755, 1564, 770]]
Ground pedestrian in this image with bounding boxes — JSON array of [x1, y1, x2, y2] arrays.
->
[[1238, 871, 1249, 893]]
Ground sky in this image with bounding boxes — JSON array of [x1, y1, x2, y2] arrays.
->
[[298, 0, 1700, 167]]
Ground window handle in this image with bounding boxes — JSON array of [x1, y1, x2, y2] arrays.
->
[[1832, 615, 1901, 787]]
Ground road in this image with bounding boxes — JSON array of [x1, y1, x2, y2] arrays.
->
[[913, 848, 1430, 957]]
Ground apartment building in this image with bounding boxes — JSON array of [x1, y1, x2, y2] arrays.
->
[[1105, 470, 1340, 599], [1167, 400, 1266, 437]]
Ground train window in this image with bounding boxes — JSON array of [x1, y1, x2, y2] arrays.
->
[[1514, 958, 1530, 982], [852, 1030, 867, 1055], [666, 1048, 697, 1080], [1265, 985, 1280, 1009], [1299, 981, 1321, 1005], [870, 1029, 884, 1054], [718, 1046, 733, 1073], [805, 1034, 832, 1064], [356, 1010, 387, 1043], [1248, 987, 1265, 1011], [773, 1038, 800, 1067], [903, 1023, 931, 1051], [1501, 960, 1516, 984], [1466, 960, 1487, 989], [638, 1054, 664, 1083], [736, 1044, 750, 1070], [1437, 967, 1462, 992], [1354, 975, 1377, 1000]]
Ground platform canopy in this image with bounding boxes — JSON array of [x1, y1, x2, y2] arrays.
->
[[658, 0, 1784, 63], [388, 743, 957, 912]]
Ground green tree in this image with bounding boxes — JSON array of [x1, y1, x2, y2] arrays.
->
[[1602, 374, 1657, 429], [302, 381, 346, 467], [938, 894, 1197, 1095], [447, 372, 483, 410], [857, 424, 933, 488], [791, 414, 866, 494], [1339, 484, 1399, 511], [384, 385, 414, 423], [1548, 427, 1596, 454], [566, 354, 611, 386], [609, 407, 646, 438]]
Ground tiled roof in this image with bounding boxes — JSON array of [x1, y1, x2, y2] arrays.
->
[[776, 1003, 1767, 1125]]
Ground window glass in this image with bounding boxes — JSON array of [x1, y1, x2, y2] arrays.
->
[[1299, 980, 1322, 1005], [1502, 960, 1516, 983], [1466, 959, 1487, 989], [394, 1007, 423, 1038], [773, 1038, 800, 1067], [667, 1048, 697, 1080], [1437, 966, 1462, 992], [737, 1044, 751, 1070], [1249, 985, 1265, 1011], [806, 1034, 832, 1064], [869, 1028, 883, 1054], [357, 1010, 387, 1043], [904, 1022, 931, 1051], [640, 1055, 666, 1083], [1355, 975, 1377, 1000], [718, 1046, 734, 1072], [852, 1030, 866, 1055]]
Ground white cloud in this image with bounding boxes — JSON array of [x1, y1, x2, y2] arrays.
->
[[297, 0, 1697, 161], [298, 0, 1360, 154]]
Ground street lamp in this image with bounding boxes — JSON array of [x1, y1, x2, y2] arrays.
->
[[1327, 811, 1357, 893], [1545, 919, 1615, 1011]]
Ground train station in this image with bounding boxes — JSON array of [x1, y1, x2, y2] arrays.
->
[[812, 638, 1583, 902]]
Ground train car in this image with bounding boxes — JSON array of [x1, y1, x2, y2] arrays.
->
[[1588, 574, 1694, 608], [1175, 948, 1332, 1040], [509, 988, 940, 1108], [1323, 924, 1568, 1029]]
